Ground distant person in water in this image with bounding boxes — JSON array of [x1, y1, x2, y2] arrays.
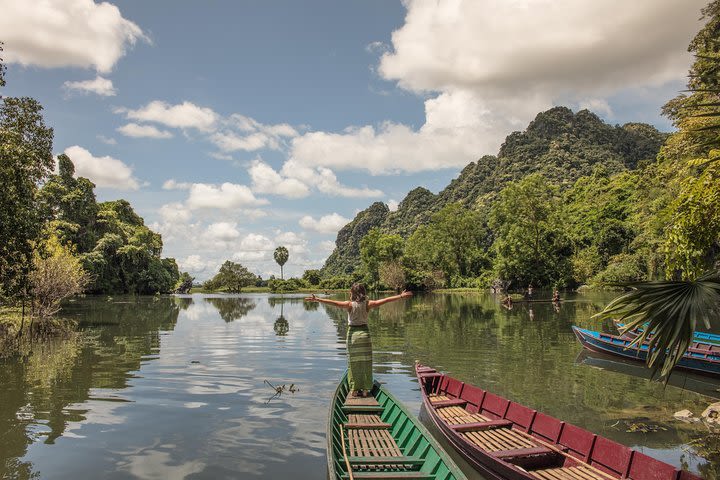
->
[[501, 294, 513, 310], [305, 283, 412, 397], [552, 289, 560, 303], [526, 284, 534, 300]]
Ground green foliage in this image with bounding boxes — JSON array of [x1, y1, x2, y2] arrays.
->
[[359, 228, 403, 288], [204, 261, 257, 293], [30, 235, 88, 318], [0, 95, 54, 302], [593, 272, 720, 380], [273, 246, 289, 279], [489, 175, 571, 288], [175, 272, 194, 294], [0, 42, 6, 90], [302, 269, 322, 286], [379, 261, 406, 292], [268, 277, 306, 292], [319, 275, 354, 290]]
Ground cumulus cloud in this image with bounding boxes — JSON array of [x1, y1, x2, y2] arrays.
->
[[185, 182, 268, 210], [387, 199, 399, 212], [63, 76, 116, 96], [62, 145, 140, 190], [283, 0, 704, 175], [117, 122, 173, 139], [159, 202, 191, 223], [118, 101, 218, 131], [210, 114, 299, 153], [0, 0, 147, 72], [179, 255, 216, 275], [248, 159, 310, 198], [162, 179, 191, 190], [299, 213, 350, 234], [97, 135, 117, 145], [579, 98, 614, 118], [274, 231, 308, 255], [201, 222, 242, 249]]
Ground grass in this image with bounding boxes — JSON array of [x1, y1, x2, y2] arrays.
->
[[0, 306, 77, 357]]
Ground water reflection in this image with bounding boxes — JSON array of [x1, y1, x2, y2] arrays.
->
[[0, 292, 717, 479]]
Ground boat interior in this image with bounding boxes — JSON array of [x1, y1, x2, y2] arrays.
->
[[417, 366, 696, 480]]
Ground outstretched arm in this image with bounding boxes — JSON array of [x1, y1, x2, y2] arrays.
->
[[368, 290, 412, 309], [304, 294, 351, 310]]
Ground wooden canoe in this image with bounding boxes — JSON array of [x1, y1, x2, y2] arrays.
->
[[327, 371, 468, 480], [415, 363, 702, 480], [573, 326, 720, 377]]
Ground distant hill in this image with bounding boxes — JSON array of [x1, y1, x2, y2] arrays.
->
[[321, 107, 666, 276]]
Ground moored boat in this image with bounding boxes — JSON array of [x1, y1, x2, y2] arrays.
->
[[614, 320, 720, 349], [328, 371, 468, 480], [573, 326, 720, 377], [415, 363, 703, 480]]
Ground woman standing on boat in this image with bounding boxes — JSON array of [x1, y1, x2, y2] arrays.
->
[[305, 283, 412, 397]]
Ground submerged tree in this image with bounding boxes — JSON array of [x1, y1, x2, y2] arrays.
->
[[205, 261, 256, 293], [274, 246, 289, 280]]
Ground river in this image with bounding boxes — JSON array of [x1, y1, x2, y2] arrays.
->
[[0, 292, 717, 479]]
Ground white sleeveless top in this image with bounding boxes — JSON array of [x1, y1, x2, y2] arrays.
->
[[348, 301, 369, 326]]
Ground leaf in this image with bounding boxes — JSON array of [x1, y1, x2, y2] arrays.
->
[[592, 271, 720, 380]]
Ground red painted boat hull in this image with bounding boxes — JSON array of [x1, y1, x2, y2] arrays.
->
[[415, 363, 704, 480]]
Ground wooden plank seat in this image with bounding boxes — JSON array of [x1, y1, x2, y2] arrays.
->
[[346, 427, 421, 473], [529, 465, 607, 480], [345, 396, 380, 407], [346, 413, 392, 430], [460, 426, 538, 453], [428, 394, 450, 403], [430, 399, 468, 408], [450, 419, 513, 432], [343, 405, 385, 413], [436, 406, 490, 425]]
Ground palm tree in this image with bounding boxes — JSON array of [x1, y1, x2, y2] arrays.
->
[[593, 272, 720, 379], [274, 246, 289, 280]]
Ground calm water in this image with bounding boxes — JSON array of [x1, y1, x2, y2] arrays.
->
[[1, 292, 718, 479]]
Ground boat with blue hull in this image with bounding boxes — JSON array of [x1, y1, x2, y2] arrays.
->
[[614, 321, 720, 346], [572, 326, 720, 377]]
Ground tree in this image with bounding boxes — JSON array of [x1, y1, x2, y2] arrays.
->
[[302, 269, 322, 286], [274, 246, 289, 280], [0, 95, 54, 302], [379, 261, 406, 292], [205, 261, 257, 293], [489, 175, 571, 287], [175, 272, 194, 294], [360, 229, 404, 288], [0, 42, 6, 90], [29, 235, 89, 319]]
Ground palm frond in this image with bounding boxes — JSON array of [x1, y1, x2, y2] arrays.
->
[[592, 271, 720, 380]]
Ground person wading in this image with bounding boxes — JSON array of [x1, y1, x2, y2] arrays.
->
[[305, 283, 412, 397]]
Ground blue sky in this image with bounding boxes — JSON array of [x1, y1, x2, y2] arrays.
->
[[0, 0, 708, 280]]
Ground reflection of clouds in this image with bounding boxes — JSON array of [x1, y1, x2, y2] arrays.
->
[[116, 444, 205, 480]]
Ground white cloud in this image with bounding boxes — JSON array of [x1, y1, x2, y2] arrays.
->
[[200, 222, 242, 249], [158, 202, 191, 223], [62, 145, 139, 190], [117, 122, 173, 139], [274, 231, 308, 255], [119, 101, 218, 131], [387, 199, 399, 212], [63, 76, 116, 96], [162, 179, 191, 190], [210, 114, 299, 153], [248, 159, 310, 198], [379, 0, 703, 95], [319, 240, 336, 252], [97, 135, 117, 145], [0, 0, 147, 72], [179, 255, 209, 275], [185, 182, 268, 210], [299, 213, 350, 234], [579, 98, 614, 118]]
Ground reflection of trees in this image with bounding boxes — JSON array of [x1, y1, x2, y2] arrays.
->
[[266, 295, 305, 307], [204, 297, 256, 322], [0, 296, 182, 479]]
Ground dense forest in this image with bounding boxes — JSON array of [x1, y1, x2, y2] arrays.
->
[[320, 1, 720, 292]]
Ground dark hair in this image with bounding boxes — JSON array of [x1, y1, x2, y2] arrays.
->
[[350, 283, 367, 303]]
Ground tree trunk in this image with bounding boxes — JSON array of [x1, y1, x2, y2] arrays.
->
[[281, 265, 284, 280]]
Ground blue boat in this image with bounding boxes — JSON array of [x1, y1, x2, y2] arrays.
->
[[572, 326, 720, 377], [614, 320, 720, 345]]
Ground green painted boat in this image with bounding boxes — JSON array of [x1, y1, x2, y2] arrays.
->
[[327, 371, 468, 480]]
